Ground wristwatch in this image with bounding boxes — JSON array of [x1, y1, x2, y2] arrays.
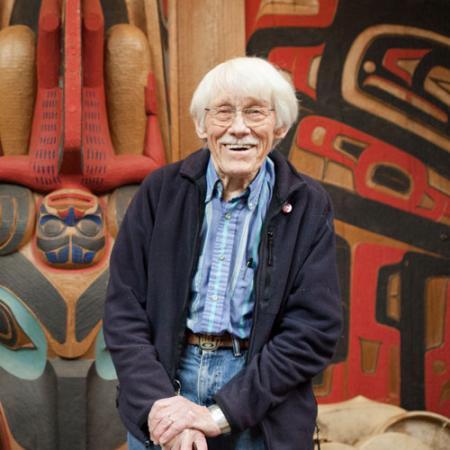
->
[[208, 404, 231, 434]]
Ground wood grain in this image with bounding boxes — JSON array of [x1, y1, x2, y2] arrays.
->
[[144, 0, 171, 161], [0, 25, 35, 156], [105, 24, 151, 155], [169, 0, 245, 161], [0, 0, 14, 30]]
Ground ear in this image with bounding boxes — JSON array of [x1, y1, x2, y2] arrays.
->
[[274, 126, 288, 140], [194, 120, 208, 140]]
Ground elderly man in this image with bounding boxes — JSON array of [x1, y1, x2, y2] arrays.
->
[[104, 57, 341, 450]]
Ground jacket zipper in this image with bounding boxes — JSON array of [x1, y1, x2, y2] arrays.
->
[[246, 204, 281, 362], [267, 230, 274, 266]]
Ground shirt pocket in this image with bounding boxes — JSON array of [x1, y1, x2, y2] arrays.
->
[[232, 263, 255, 303]]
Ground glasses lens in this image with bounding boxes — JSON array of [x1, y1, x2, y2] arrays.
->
[[213, 107, 234, 124], [243, 108, 269, 126], [206, 107, 271, 126]]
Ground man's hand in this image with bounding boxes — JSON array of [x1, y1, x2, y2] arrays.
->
[[163, 428, 208, 450], [148, 396, 221, 446]]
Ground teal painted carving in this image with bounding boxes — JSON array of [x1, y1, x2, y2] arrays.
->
[[0, 287, 47, 380], [95, 327, 117, 381]]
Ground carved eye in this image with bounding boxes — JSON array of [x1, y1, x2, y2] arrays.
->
[[371, 164, 411, 195], [76, 218, 101, 237], [40, 218, 65, 236], [0, 301, 35, 350]]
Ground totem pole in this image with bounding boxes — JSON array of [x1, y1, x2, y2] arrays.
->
[[0, 0, 166, 448]]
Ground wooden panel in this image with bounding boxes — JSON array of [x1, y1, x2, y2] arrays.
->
[[0, 0, 14, 29], [169, 0, 245, 162], [144, 0, 171, 161]]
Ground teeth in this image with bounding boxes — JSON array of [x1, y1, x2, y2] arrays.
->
[[225, 144, 253, 150]]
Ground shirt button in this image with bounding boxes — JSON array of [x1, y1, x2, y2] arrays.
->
[[248, 202, 254, 209], [224, 212, 232, 220], [211, 294, 218, 301], [219, 255, 225, 261]]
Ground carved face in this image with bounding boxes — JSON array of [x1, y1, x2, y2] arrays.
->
[[36, 189, 106, 268]]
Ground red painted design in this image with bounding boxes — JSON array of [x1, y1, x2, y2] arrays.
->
[[63, 0, 82, 170], [318, 243, 405, 404], [246, 0, 338, 39], [0, 0, 166, 194], [297, 116, 450, 222], [47, 191, 96, 219], [348, 244, 403, 402], [0, 0, 62, 190], [382, 48, 431, 86], [320, 244, 403, 405], [80, 0, 165, 191], [362, 75, 447, 123], [269, 45, 325, 100]]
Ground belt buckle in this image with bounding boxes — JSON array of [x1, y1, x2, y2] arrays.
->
[[199, 335, 220, 351]]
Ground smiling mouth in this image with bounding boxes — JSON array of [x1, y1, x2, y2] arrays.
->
[[222, 144, 256, 152]]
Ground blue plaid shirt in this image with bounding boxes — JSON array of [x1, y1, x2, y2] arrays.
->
[[187, 156, 275, 338]]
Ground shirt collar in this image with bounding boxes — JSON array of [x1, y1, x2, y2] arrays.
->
[[205, 156, 274, 210]]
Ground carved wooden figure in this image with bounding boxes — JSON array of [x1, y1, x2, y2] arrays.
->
[[0, 0, 165, 449]]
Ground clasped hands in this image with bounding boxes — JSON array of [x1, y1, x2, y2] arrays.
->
[[148, 396, 221, 449]]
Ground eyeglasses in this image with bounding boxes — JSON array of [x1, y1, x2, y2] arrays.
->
[[204, 106, 274, 127]]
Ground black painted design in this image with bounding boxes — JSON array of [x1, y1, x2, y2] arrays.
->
[[0, 184, 34, 256], [247, 0, 450, 177], [333, 235, 350, 363], [398, 252, 450, 410], [337, 138, 367, 160], [86, 364, 126, 450], [50, 358, 92, 450], [325, 184, 450, 258], [371, 165, 411, 194], [111, 184, 139, 232], [0, 363, 58, 450], [75, 270, 109, 341], [247, 0, 450, 412], [376, 252, 450, 409], [100, 0, 129, 30], [9, 0, 41, 33], [0, 300, 35, 350], [0, 252, 67, 343]]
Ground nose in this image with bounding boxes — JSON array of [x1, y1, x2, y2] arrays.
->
[[228, 111, 251, 137]]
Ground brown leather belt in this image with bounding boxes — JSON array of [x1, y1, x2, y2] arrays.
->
[[186, 331, 249, 352]]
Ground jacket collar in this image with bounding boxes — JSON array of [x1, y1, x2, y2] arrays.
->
[[180, 147, 305, 203]]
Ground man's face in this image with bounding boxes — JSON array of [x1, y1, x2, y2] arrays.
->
[[196, 94, 287, 183]]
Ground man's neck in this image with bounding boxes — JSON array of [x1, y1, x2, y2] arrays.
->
[[220, 175, 253, 201]]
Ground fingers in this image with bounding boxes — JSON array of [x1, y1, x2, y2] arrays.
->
[[149, 397, 172, 424], [151, 414, 178, 445], [149, 396, 218, 445], [157, 412, 193, 445], [192, 433, 208, 450], [149, 396, 185, 432], [180, 430, 208, 450], [149, 397, 198, 445], [161, 429, 207, 450]]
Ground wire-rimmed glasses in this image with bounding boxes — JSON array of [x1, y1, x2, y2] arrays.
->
[[204, 106, 274, 127]]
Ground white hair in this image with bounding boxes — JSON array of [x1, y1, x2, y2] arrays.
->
[[190, 57, 298, 132]]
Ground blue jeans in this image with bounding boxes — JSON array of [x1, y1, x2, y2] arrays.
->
[[128, 344, 266, 450]]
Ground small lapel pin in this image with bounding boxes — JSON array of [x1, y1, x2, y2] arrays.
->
[[282, 202, 292, 214]]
